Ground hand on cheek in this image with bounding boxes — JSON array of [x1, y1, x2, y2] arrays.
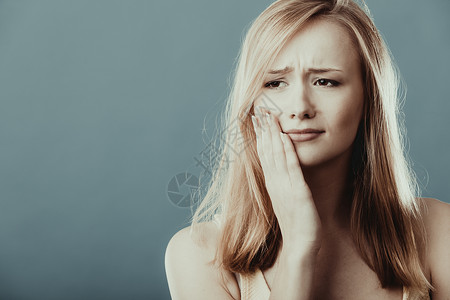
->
[[251, 106, 323, 253]]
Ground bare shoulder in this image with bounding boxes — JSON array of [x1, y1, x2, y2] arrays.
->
[[421, 197, 450, 236], [165, 221, 240, 300], [421, 197, 450, 298]]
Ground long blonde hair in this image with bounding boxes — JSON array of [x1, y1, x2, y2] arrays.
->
[[190, 0, 433, 294]]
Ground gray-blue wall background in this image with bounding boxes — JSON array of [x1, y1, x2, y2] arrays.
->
[[0, 0, 448, 299]]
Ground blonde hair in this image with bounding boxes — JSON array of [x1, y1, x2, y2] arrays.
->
[[190, 0, 433, 295]]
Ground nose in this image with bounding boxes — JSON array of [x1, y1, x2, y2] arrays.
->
[[287, 84, 316, 120]]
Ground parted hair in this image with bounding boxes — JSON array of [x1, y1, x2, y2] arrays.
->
[[190, 0, 433, 295]]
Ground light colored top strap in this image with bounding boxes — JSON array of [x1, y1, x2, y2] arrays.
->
[[402, 285, 431, 300], [239, 268, 271, 300]]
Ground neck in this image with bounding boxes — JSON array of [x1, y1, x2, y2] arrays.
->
[[301, 149, 354, 235]]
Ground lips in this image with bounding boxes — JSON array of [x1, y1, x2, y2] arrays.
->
[[283, 128, 325, 142], [283, 129, 325, 134]]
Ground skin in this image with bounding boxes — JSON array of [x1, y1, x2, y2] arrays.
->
[[165, 17, 450, 300], [253, 20, 364, 170], [252, 18, 364, 238], [250, 19, 365, 299]]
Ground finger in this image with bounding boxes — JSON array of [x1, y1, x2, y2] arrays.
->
[[254, 105, 268, 134], [267, 112, 287, 172], [280, 132, 307, 185], [259, 109, 275, 171], [251, 114, 261, 142], [251, 113, 268, 173]]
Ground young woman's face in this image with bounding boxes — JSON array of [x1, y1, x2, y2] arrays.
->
[[253, 18, 364, 167]]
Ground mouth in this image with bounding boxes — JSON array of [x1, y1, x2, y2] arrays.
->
[[283, 129, 325, 134], [283, 130, 325, 142]]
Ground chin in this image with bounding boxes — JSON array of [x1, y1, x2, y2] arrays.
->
[[295, 144, 354, 170], [295, 148, 326, 167]]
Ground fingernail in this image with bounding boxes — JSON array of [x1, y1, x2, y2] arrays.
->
[[265, 112, 270, 121]]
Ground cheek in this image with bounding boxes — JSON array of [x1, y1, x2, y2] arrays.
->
[[328, 98, 363, 139]]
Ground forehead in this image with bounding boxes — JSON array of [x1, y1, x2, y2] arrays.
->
[[270, 18, 359, 71]]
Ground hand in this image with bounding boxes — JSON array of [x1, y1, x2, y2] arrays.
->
[[251, 106, 323, 254]]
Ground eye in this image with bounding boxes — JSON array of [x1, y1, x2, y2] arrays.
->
[[264, 80, 287, 90], [314, 79, 340, 87]]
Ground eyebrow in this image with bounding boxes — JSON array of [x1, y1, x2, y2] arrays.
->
[[268, 66, 294, 75], [267, 66, 343, 75]]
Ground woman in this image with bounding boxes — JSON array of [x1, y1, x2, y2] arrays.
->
[[165, 0, 449, 299]]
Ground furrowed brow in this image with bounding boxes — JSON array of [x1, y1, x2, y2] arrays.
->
[[306, 67, 343, 74], [267, 66, 294, 75], [267, 66, 343, 75]]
